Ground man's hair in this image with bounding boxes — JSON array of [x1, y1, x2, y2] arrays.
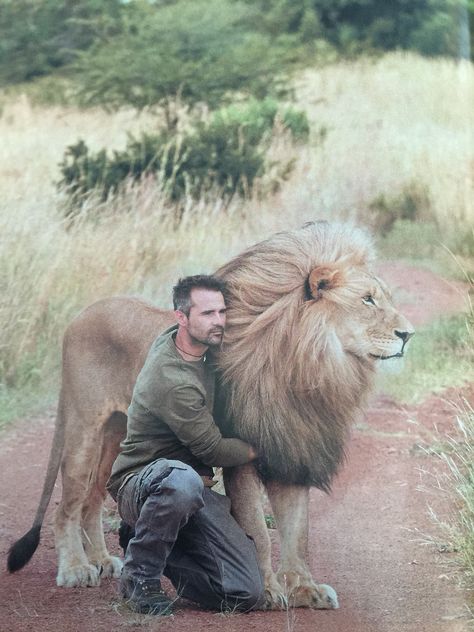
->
[[172, 275, 227, 316]]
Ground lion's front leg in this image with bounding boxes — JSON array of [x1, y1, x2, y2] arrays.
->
[[224, 464, 286, 609], [265, 481, 338, 609]]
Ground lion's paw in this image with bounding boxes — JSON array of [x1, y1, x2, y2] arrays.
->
[[288, 581, 339, 610], [56, 562, 101, 587], [278, 571, 339, 609], [263, 576, 288, 610], [96, 555, 123, 579], [291, 582, 339, 609]]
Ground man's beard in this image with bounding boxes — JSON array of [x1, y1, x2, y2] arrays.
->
[[190, 328, 224, 347]]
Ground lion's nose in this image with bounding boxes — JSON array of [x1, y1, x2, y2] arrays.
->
[[394, 329, 414, 343]]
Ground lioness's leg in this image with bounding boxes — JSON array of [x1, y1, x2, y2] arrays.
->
[[266, 481, 338, 609], [81, 413, 125, 580], [224, 464, 286, 609]]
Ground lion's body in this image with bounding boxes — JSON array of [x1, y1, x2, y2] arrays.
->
[[7, 222, 413, 608]]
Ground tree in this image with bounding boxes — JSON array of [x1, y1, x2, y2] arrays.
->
[[240, 0, 473, 58], [0, 0, 123, 85], [72, 0, 287, 126]]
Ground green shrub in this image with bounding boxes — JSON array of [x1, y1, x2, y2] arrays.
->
[[58, 99, 310, 212], [369, 182, 431, 235]]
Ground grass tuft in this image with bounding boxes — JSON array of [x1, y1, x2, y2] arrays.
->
[[430, 403, 474, 607]]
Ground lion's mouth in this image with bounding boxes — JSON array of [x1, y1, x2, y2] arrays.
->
[[369, 352, 404, 360]]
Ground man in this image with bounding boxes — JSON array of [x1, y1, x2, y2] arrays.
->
[[106, 275, 264, 615]]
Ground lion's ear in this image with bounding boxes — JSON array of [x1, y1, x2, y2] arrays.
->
[[306, 265, 344, 301]]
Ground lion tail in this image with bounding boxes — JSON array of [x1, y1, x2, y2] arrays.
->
[[7, 525, 42, 572], [7, 393, 67, 573]]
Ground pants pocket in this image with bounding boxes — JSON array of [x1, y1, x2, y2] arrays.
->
[[117, 474, 140, 526]]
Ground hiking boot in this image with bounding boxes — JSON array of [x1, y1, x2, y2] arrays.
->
[[120, 573, 173, 615]]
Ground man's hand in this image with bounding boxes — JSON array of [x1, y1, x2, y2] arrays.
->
[[248, 446, 258, 461]]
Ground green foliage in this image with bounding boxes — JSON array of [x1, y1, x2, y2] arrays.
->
[[72, 0, 288, 121], [281, 106, 311, 140], [0, 0, 472, 92], [265, 514, 277, 529], [242, 0, 473, 59], [0, 0, 123, 85], [410, 1, 472, 58], [58, 99, 310, 211], [369, 183, 430, 235]]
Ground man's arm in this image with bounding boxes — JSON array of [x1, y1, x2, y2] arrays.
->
[[160, 384, 257, 467]]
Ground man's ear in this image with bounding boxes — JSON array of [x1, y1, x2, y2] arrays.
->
[[306, 265, 344, 301], [174, 310, 188, 327]]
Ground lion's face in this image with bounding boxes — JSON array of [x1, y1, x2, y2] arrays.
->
[[309, 266, 414, 363]]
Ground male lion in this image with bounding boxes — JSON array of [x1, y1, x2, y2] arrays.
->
[[8, 222, 414, 609]]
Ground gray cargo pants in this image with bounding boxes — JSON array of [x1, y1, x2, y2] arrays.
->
[[116, 459, 265, 611]]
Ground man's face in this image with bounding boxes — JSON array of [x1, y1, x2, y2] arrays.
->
[[183, 288, 227, 347]]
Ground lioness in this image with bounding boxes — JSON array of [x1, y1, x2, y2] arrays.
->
[[8, 222, 414, 609]]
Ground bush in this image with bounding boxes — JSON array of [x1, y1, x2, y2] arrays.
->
[[368, 182, 431, 235], [72, 0, 288, 123], [58, 99, 310, 213]]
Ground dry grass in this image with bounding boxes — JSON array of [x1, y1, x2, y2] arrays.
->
[[444, 404, 474, 585], [294, 52, 473, 234], [420, 400, 474, 615], [0, 52, 472, 417]]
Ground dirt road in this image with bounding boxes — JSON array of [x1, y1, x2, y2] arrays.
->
[[0, 263, 472, 632]]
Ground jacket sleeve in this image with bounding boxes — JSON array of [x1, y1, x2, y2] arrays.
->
[[159, 384, 253, 467]]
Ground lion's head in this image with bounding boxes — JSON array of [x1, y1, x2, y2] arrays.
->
[[215, 221, 414, 490]]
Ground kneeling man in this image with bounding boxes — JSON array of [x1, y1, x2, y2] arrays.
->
[[107, 275, 263, 615]]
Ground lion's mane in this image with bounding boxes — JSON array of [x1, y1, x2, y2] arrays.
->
[[215, 221, 377, 490]]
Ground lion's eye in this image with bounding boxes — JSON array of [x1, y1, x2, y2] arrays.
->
[[362, 294, 376, 306]]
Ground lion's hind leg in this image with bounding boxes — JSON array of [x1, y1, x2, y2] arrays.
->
[[266, 481, 338, 609], [55, 408, 118, 587], [80, 412, 125, 581], [55, 490, 100, 586]]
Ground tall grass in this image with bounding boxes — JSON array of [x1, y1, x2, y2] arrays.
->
[[424, 399, 474, 617], [0, 52, 472, 422], [443, 404, 474, 586], [294, 53, 473, 239]]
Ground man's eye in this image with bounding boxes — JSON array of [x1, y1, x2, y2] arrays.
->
[[362, 295, 376, 306]]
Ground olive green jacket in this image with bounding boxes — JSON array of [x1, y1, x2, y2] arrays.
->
[[107, 325, 251, 499]]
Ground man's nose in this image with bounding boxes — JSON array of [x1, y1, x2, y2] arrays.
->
[[214, 312, 226, 326]]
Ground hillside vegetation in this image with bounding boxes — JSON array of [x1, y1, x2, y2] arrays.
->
[[0, 52, 472, 423]]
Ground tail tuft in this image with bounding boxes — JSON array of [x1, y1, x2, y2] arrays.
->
[[7, 525, 41, 572]]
